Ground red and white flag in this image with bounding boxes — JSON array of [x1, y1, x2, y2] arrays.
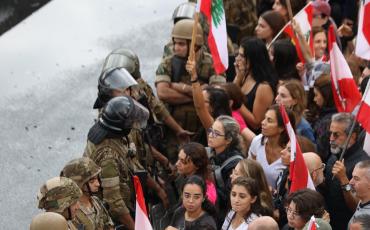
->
[[328, 24, 362, 112], [279, 105, 315, 193], [282, 2, 313, 63], [306, 216, 317, 230], [356, 80, 370, 155], [355, 0, 370, 60], [133, 176, 153, 230], [197, 0, 228, 74]]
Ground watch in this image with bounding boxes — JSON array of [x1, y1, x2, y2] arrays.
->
[[341, 183, 352, 192]]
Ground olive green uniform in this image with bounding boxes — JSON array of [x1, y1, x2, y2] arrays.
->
[[155, 51, 225, 162], [74, 196, 114, 230], [83, 138, 143, 222]]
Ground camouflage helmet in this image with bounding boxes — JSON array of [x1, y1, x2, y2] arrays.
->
[[30, 212, 68, 230], [172, 2, 196, 23], [102, 48, 141, 79], [61, 157, 101, 189], [37, 177, 82, 214], [172, 19, 203, 46]]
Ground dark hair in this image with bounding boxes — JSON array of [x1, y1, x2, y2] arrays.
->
[[272, 39, 300, 81], [219, 83, 245, 110], [204, 86, 232, 118], [286, 189, 325, 222], [278, 0, 307, 17], [260, 10, 286, 38], [231, 177, 267, 216], [183, 175, 218, 221], [240, 37, 278, 94], [261, 104, 296, 148], [314, 74, 335, 108], [181, 142, 212, 181]]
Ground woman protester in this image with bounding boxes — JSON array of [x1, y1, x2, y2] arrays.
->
[[221, 177, 267, 230], [275, 79, 316, 144], [248, 104, 295, 189], [166, 175, 218, 230], [230, 159, 274, 216], [233, 37, 278, 133], [255, 10, 286, 47], [283, 189, 329, 230], [174, 142, 217, 205]]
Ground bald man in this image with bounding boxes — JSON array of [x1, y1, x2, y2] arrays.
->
[[304, 152, 325, 187], [248, 216, 279, 230]]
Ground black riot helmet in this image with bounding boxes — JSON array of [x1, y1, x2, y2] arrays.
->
[[93, 67, 138, 109], [88, 96, 149, 144], [102, 48, 141, 79]]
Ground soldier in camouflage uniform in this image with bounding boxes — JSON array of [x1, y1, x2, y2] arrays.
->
[[37, 177, 82, 230], [30, 212, 68, 230], [156, 19, 226, 162], [84, 96, 168, 230], [61, 157, 114, 230], [99, 48, 192, 174]]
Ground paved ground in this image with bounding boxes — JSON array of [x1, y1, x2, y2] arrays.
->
[[0, 0, 182, 228]]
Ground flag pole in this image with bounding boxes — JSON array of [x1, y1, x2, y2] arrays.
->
[[189, 11, 200, 63], [337, 79, 370, 162]]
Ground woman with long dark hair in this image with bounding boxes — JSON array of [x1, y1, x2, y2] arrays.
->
[[166, 175, 218, 230], [175, 142, 217, 204], [233, 37, 278, 133], [248, 104, 295, 189]]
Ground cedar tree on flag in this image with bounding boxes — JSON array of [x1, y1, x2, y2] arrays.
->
[[279, 105, 315, 193], [282, 2, 313, 63], [355, 0, 370, 60], [356, 80, 370, 155], [133, 176, 153, 230], [197, 0, 228, 74], [328, 24, 362, 112]]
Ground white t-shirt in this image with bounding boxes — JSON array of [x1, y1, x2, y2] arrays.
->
[[248, 134, 286, 189], [222, 210, 259, 230]]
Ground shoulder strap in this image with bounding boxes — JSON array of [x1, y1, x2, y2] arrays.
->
[[214, 155, 243, 191]]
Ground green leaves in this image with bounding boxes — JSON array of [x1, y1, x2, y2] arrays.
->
[[211, 0, 224, 27]]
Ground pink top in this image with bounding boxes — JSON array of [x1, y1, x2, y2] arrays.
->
[[232, 110, 247, 132], [206, 180, 217, 204]]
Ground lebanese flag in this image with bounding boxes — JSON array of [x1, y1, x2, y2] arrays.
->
[[279, 105, 315, 193], [197, 0, 228, 74], [357, 80, 370, 155], [133, 176, 153, 230], [328, 24, 362, 112], [306, 216, 317, 230], [355, 0, 370, 60], [283, 2, 313, 63]]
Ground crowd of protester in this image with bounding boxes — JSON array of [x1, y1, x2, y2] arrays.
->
[[30, 0, 370, 229]]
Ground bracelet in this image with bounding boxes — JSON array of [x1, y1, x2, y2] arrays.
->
[[191, 78, 198, 83]]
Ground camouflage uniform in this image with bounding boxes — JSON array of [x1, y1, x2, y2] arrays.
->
[[129, 78, 170, 167], [223, 0, 258, 43], [74, 197, 114, 230], [61, 157, 114, 230], [83, 138, 143, 222], [156, 50, 225, 162]]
